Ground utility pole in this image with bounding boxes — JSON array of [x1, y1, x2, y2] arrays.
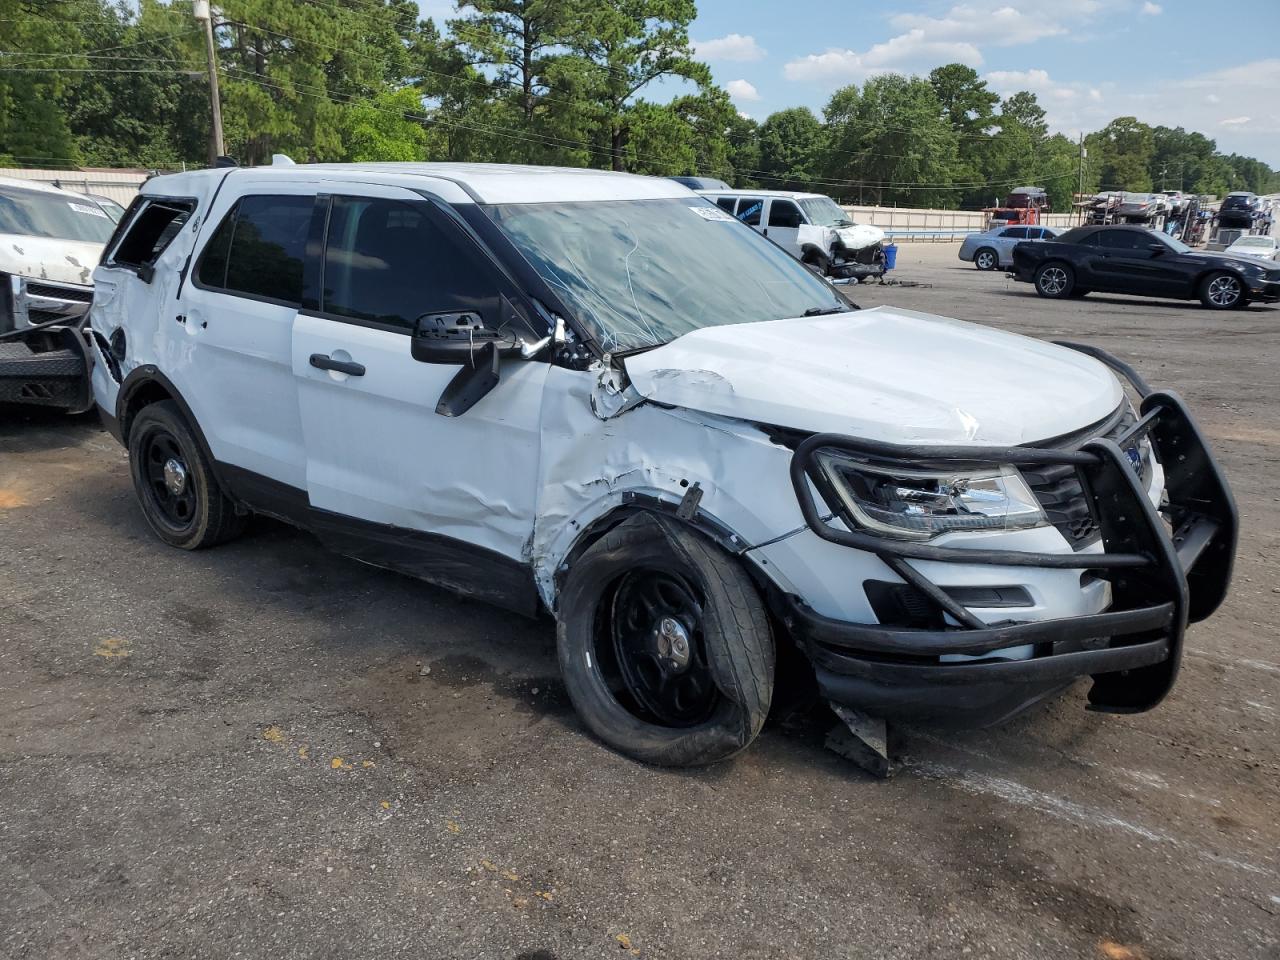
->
[[1077, 132, 1086, 211], [194, 0, 225, 164]]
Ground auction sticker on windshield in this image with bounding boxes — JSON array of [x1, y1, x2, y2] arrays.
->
[[69, 201, 109, 218], [688, 204, 735, 222]]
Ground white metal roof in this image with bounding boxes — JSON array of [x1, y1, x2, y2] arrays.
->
[[696, 188, 828, 201], [0, 174, 88, 196], [144, 162, 697, 205]]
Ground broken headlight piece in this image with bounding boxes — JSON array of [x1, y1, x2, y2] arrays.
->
[[813, 451, 1048, 542]]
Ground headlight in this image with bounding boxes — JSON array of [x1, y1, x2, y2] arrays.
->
[[814, 452, 1047, 541]]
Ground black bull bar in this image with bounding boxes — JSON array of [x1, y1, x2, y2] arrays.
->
[[784, 344, 1237, 716]]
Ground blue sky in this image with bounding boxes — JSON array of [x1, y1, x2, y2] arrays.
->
[[420, 0, 1280, 164]]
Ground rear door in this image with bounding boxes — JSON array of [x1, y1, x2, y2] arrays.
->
[[996, 226, 1028, 264], [290, 186, 549, 604], [180, 181, 319, 489], [764, 198, 804, 257]]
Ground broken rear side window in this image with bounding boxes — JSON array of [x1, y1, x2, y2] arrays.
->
[[111, 199, 196, 271]]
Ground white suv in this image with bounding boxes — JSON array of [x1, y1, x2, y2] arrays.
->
[[89, 162, 1236, 766]]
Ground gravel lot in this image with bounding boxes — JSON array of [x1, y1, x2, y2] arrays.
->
[[1, 242, 1277, 960]]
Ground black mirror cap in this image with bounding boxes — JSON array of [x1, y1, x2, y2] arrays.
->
[[411, 311, 520, 364]]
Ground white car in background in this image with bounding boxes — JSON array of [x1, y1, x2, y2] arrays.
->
[[959, 224, 1061, 270], [1223, 234, 1278, 261], [0, 176, 116, 411], [697, 188, 887, 280]]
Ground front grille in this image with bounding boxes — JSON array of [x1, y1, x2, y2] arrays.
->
[[27, 281, 93, 303], [1023, 405, 1152, 547]]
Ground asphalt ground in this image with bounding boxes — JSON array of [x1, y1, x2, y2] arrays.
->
[[1, 242, 1277, 959]]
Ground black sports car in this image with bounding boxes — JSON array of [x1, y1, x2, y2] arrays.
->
[[1010, 225, 1280, 310]]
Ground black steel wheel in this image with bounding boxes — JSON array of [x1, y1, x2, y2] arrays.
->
[[557, 514, 773, 766], [141, 429, 198, 529], [608, 569, 716, 727], [127, 400, 245, 549]]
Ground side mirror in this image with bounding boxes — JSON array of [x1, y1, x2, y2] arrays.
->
[[1148, 243, 1165, 255], [411, 311, 520, 365], [412, 310, 523, 418]]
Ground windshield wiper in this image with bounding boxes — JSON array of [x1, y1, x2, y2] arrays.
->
[[803, 305, 848, 317]]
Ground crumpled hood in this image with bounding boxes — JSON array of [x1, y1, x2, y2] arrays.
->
[[0, 233, 103, 286], [834, 223, 885, 250], [623, 305, 1123, 445]]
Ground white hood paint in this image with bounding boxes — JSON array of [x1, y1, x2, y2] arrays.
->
[[0, 233, 103, 286], [623, 305, 1123, 445], [834, 223, 885, 251]]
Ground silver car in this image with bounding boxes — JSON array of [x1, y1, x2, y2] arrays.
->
[[959, 224, 1061, 270]]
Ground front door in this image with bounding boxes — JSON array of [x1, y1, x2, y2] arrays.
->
[[764, 198, 804, 257], [291, 188, 549, 611], [1092, 229, 1190, 296]]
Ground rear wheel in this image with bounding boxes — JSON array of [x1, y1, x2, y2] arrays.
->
[[973, 247, 998, 271], [556, 515, 774, 766], [1199, 271, 1244, 310], [1034, 262, 1075, 299], [127, 400, 245, 549]]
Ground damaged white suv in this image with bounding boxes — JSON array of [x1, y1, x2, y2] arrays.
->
[[90, 163, 1236, 766]]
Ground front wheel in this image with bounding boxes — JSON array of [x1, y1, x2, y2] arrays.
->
[[1199, 271, 1244, 310], [556, 515, 774, 766], [973, 247, 998, 271], [1034, 261, 1075, 299]]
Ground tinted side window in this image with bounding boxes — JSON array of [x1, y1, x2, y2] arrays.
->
[[321, 196, 499, 330], [224, 195, 312, 303], [714, 196, 737, 213], [1000, 227, 1028, 239], [197, 206, 236, 288], [768, 200, 803, 228], [1098, 230, 1149, 251], [736, 198, 763, 226]]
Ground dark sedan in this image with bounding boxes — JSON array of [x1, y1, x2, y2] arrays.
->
[[1010, 225, 1280, 309]]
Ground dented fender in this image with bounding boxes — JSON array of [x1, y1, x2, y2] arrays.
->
[[530, 365, 806, 609]]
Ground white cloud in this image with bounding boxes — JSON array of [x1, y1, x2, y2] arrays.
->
[[784, 1, 1103, 89], [725, 79, 761, 103], [1141, 2, 1163, 14], [888, 2, 1102, 47], [982, 60, 1280, 163], [692, 33, 766, 62], [784, 31, 982, 84]]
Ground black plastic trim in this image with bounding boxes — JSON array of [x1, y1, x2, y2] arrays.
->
[[214, 462, 540, 617]]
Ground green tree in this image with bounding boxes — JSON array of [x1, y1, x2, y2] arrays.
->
[[823, 75, 960, 206], [756, 107, 822, 191], [338, 87, 428, 161], [1087, 116, 1154, 192], [0, 0, 93, 166], [555, 0, 708, 171]]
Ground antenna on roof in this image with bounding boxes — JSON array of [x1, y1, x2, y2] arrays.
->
[[271, 154, 296, 166]]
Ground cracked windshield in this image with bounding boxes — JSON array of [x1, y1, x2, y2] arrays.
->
[[482, 197, 844, 352]]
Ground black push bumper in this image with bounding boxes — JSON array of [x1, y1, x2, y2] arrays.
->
[[785, 346, 1237, 726], [0, 324, 92, 412]]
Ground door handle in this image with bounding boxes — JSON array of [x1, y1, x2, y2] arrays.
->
[[309, 353, 365, 376]]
